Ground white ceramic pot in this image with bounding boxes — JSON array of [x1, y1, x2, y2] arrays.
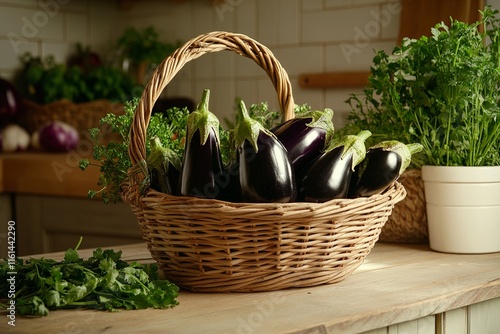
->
[[421, 165, 500, 254]]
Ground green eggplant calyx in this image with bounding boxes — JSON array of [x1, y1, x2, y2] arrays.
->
[[325, 130, 372, 170], [371, 141, 423, 175], [147, 136, 182, 173], [187, 89, 221, 146], [234, 99, 274, 153], [303, 108, 336, 145]]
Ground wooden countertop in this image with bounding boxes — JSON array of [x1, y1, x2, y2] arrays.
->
[[3, 243, 500, 334], [0, 152, 100, 198]]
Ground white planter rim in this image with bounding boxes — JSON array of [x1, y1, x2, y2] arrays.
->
[[422, 165, 500, 183]]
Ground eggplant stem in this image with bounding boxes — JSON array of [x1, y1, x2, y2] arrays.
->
[[234, 99, 273, 153], [187, 89, 221, 146]]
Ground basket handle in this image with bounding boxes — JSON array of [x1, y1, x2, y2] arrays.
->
[[128, 31, 295, 166]]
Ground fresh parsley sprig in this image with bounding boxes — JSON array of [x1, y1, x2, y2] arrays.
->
[[0, 238, 179, 316], [79, 98, 189, 203]]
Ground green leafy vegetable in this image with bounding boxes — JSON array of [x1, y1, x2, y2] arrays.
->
[[117, 26, 181, 67], [18, 52, 138, 104], [0, 238, 179, 317], [343, 7, 500, 167], [79, 98, 189, 203]]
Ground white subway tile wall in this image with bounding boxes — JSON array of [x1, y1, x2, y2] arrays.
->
[[0, 0, 116, 78], [1, 0, 498, 127]]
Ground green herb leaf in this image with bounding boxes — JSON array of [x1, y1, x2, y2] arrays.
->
[[80, 98, 189, 203], [342, 6, 500, 167], [0, 239, 179, 316]]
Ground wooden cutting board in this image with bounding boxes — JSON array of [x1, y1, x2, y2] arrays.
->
[[299, 0, 485, 88]]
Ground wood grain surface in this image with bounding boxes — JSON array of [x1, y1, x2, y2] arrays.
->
[[3, 243, 499, 334]]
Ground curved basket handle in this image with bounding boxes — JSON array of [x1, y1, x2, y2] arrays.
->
[[128, 31, 295, 166]]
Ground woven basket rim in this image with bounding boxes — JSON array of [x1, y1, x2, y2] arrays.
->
[[129, 179, 406, 210]]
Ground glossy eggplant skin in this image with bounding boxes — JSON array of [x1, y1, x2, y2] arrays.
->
[[179, 128, 224, 199], [239, 132, 296, 203], [217, 161, 242, 202], [150, 163, 180, 195], [298, 145, 353, 202], [271, 117, 327, 173], [348, 148, 402, 198]]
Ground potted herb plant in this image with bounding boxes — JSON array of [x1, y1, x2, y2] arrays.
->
[[116, 26, 182, 85], [343, 7, 500, 253]]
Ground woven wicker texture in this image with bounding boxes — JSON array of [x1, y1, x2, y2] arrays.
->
[[121, 31, 407, 292], [379, 169, 428, 243], [19, 99, 124, 136]]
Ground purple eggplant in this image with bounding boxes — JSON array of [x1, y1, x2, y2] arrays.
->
[[217, 161, 242, 202], [147, 136, 181, 195], [0, 78, 22, 127], [271, 108, 335, 173], [234, 100, 296, 203], [298, 130, 371, 202], [179, 89, 224, 199], [349, 141, 423, 198]]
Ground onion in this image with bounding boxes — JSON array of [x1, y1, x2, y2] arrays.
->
[[39, 121, 79, 152], [0, 78, 22, 126], [0, 124, 31, 152]]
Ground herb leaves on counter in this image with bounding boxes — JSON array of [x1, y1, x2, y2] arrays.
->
[[0, 238, 179, 317]]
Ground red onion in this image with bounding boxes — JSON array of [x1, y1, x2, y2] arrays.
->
[[39, 121, 79, 152]]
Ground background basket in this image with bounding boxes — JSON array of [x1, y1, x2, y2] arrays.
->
[[19, 99, 124, 136], [120, 31, 407, 292], [379, 169, 428, 243]]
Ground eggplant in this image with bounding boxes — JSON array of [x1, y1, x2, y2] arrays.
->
[[147, 136, 181, 195], [217, 160, 242, 202], [179, 89, 224, 199], [0, 78, 22, 127], [349, 141, 423, 198], [234, 100, 296, 203], [298, 130, 371, 202], [271, 108, 335, 173]]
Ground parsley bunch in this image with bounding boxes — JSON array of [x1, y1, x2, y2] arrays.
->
[[344, 7, 500, 167], [0, 238, 179, 316], [80, 98, 189, 203]]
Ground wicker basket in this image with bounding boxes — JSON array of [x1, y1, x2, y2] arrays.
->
[[19, 99, 124, 136], [379, 169, 428, 243], [120, 31, 407, 292]]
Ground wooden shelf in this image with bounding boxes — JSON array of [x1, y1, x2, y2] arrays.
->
[[299, 0, 484, 90], [299, 71, 370, 89], [0, 152, 100, 198]]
